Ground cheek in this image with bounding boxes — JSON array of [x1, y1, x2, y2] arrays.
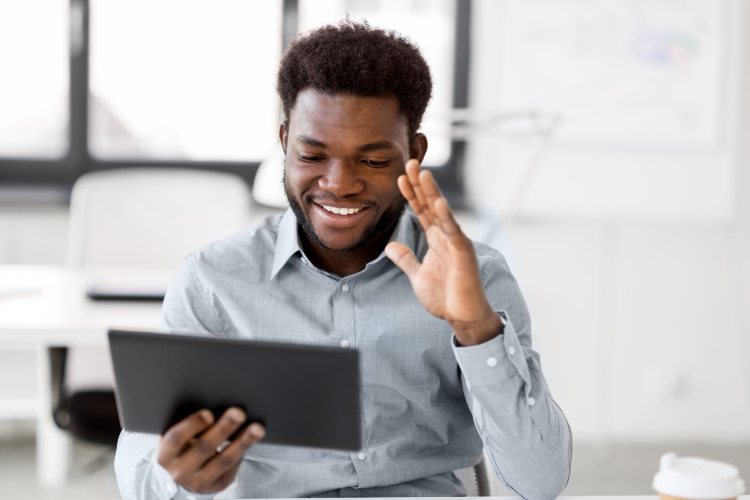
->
[[285, 164, 317, 196], [373, 176, 404, 204]]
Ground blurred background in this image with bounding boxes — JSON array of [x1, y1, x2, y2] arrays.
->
[[1, 0, 749, 498]]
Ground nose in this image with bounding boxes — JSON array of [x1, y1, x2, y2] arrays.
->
[[318, 160, 365, 197]]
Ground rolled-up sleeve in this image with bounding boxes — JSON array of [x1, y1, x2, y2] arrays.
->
[[452, 252, 572, 500]]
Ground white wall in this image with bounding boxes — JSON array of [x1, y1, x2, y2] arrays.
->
[[468, 0, 750, 442], [469, 0, 741, 225]]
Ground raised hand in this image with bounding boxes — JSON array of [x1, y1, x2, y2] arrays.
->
[[157, 408, 265, 494], [385, 160, 503, 346]]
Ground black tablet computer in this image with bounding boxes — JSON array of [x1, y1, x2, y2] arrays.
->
[[108, 329, 361, 451]]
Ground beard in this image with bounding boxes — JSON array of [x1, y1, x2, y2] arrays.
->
[[283, 167, 407, 253]]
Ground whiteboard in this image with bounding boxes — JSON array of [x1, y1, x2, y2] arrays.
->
[[499, 0, 725, 151]]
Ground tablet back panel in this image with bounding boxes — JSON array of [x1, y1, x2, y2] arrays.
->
[[108, 330, 361, 451]]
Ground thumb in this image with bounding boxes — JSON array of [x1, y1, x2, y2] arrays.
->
[[385, 242, 420, 280]]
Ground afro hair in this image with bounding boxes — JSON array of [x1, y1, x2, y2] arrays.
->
[[276, 20, 433, 140]]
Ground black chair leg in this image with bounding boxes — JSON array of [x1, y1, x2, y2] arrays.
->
[[48, 347, 123, 446], [49, 347, 69, 429]]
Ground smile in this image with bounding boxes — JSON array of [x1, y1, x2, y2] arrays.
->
[[316, 203, 364, 215]]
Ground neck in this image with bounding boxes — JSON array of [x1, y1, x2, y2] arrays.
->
[[299, 228, 393, 277]]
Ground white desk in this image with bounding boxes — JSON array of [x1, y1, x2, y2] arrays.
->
[[0, 264, 165, 486]]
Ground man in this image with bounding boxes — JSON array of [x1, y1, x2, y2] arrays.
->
[[115, 21, 571, 500]]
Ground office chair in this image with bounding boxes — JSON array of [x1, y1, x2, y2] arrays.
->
[[52, 168, 251, 446], [454, 456, 491, 496]]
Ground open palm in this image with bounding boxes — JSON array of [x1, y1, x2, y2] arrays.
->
[[385, 160, 502, 346]]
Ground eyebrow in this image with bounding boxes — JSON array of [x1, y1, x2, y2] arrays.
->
[[297, 135, 327, 148], [296, 136, 397, 152], [358, 141, 397, 152]]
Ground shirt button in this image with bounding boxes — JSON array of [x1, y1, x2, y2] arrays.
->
[[486, 357, 497, 367], [357, 452, 366, 460], [527, 397, 536, 406], [186, 495, 197, 500], [340, 340, 350, 348], [508, 345, 516, 356], [341, 284, 350, 292]]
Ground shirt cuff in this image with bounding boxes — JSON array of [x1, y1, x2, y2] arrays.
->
[[174, 487, 217, 500], [150, 449, 217, 500], [451, 311, 531, 390]]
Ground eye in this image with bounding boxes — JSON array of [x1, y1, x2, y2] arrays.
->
[[298, 153, 324, 163], [363, 159, 390, 168]]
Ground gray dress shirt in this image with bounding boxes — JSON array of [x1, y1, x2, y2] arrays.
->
[[114, 209, 572, 500]]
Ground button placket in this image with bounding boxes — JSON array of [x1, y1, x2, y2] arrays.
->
[[333, 280, 356, 351]]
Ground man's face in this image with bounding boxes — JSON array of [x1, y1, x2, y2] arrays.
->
[[282, 89, 419, 253]]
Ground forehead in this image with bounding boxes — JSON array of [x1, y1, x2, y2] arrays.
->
[[289, 89, 408, 143]]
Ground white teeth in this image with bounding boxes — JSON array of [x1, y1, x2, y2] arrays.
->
[[320, 204, 361, 215]]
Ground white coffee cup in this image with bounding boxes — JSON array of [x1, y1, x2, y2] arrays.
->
[[653, 452, 746, 500]]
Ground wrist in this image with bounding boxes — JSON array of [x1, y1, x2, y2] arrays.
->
[[450, 310, 504, 347]]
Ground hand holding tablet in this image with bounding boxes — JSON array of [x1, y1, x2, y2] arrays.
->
[[157, 407, 265, 494]]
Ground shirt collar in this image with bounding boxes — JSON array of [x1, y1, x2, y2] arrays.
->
[[270, 209, 302, 280], [270, 207, 418, 281]]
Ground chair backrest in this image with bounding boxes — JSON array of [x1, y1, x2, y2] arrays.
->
[[65, 168, 251, 391], [67, 168, 251, 268], [454, 456, 491, 496]]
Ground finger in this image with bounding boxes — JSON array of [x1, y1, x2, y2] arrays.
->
[[418, 169, 444, 215], [434, 197, 465, 240], [405, 160, 435, 226], [385, 242, 421, 280], [198, 423, 265, 490], [158, 410, 214, 467], [207, 464, 242, 494], [398, 175, 432, 230], [415, 169, 464, 239], [405, 160, 429, 211], [175, 407, 246, 471]]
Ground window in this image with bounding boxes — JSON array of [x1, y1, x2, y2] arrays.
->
[[89, 0, 281, 161], [0, 0, 470, 204], [0, 0, 68, 159]]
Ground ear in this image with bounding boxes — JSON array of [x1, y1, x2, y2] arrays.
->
[[279, 123, 288, 154], [411, 133, 428, 163]]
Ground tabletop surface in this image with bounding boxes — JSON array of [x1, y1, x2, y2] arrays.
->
[[0, 264, 166, 346]]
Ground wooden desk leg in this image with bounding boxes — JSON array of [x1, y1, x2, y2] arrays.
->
[[36, 345, 71, 487]]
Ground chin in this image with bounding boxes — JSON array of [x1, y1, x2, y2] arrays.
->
[[312, 228, 368, 253]]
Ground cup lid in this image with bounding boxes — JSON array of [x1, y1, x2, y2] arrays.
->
[[653, 452, 746, 499]]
